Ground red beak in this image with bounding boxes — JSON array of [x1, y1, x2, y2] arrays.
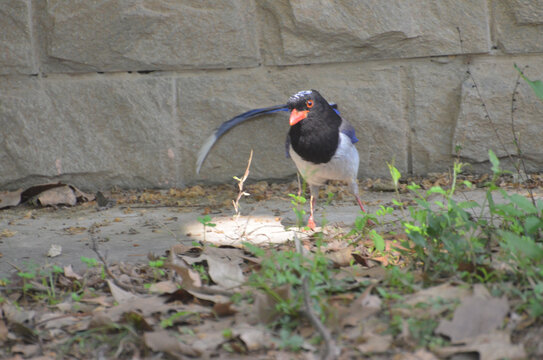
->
[[289, 109, 309, 126]]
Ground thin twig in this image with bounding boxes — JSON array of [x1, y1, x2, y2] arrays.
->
[[233, 150, 253, 218], [510, 66, 537, 206], [293, 233, 340, 360], [456, 27, 515, 166], [88, 226, 143, 293], [302, 276, 340, 360]]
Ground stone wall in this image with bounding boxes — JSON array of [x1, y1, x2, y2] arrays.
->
[[1, 0, 542, 190]]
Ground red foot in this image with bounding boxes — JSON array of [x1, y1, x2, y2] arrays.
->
[[307, 216, 316, 230]]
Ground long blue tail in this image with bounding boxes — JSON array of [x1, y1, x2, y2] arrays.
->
[[196, 103, 339, 174]]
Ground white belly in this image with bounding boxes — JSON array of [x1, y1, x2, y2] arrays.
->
[[289, 133, 359, 187]]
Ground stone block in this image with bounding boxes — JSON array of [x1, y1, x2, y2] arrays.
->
[[258, 0, 490, 66], [495, 0, 543, 53], [43, 0, 259, 73], [0, 75, 181, 190], [410, 58, 468, 174], [0, 0, 34, 74], [181, 64, 407, 185], [509, 0, 543, 25], [453, 56, 543, 170]]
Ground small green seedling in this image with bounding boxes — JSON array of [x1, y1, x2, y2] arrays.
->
[[197, 215, 216, 241]]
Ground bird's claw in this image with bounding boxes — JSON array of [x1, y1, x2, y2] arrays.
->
[[307, 216, 316, 230]]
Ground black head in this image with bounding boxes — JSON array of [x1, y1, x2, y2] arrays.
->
[[287, 89, 325, 110], [287, 90, 343, 164], [286, 89, 337, 126]]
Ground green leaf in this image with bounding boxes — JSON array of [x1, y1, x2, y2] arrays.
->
[[427, 186, 447, 195], [493, 203, 525, 217], [488, 149, 500, 174], [507, 194, 538, 214], [524, 216, 542, 235], [387, 162, 401, 187], [515, 63, 543, 101], [370, 229, 385, 252], [242, 241, 265, 257], [457, 200, 479, 209], [499, 230, 543, 260]]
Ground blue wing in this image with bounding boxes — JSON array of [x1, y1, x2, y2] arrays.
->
[[196, 103, 340, 173], [339, 119, 359, 144]]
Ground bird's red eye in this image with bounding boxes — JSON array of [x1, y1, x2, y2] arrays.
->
[[306, 100, 314, 108]]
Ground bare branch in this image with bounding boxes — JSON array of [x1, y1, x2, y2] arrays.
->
[[233, 149, 253, 217]]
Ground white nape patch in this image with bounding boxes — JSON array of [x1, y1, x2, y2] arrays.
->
[[290, 90, 313, 101], [289, 133, 359, 194]]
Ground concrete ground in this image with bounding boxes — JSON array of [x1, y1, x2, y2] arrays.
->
[[0, 187, 534, 278]]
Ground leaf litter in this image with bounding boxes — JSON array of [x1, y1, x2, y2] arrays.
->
[[0, 175, 542, 359]]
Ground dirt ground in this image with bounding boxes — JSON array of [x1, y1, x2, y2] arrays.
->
[[0, 184, 503, 278], [1, 180, 542, 359]]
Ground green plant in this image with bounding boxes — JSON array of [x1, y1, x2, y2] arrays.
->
[[243, 240, 339, 328], [160, 311, 196, 328], [197, 215, 216, 241], [288, 193, 307, 228], [514, 64, 543, 100], [81, 256, 106, 279], [222, 328, 233, 339], [17, 270, 36, 298], [278, 328, 304, 351], [389, 160, 484, 277], [385, 266, 416, 294], [191, 263, 210, 283], [148, 258, 166, 281]]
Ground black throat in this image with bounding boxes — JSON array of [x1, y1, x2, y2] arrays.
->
[[288, 108, 341, 164]]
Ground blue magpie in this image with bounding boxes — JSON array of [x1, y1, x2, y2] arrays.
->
[[196, 89, 366, 229]]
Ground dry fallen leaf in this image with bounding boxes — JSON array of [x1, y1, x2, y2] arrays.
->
[[434, 331, 526, 360], [144, 330, 201, 357], [396, 349, 439, 360], [233, 324, 276, 352], [63, 226, 87, 235], [177, 246, 245, 289], [107, 280, 137, 304], [253, 285, 291, 324], [326, 246, 354, 267], [11, 344, 40, 357], [38, 185, 77, 206], [168, 264, 202, 289], [148, 280, 179, 294], [47, 244, 62, 258], [63, 265, 82, 280], [340, 286, 381, 328], [0, 319, 8, 343], [356, 332, 393, 354], [435, 293, 509, 343], [0, 189, 23, 209], [405, 283, 470, 308], [212, 301, 237, 317], [0, 229, 17, 239]]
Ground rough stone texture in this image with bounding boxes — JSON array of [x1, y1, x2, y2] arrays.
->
[[0, 75, 181, 190], [1, 0, 543, 190], [410, 58, 468, 174], [495, 0, 543, 53], [0, 0, 34, 75], [510, 0, 543, 24], [43, 0, 259, 73], [182, 64, 406, 184], [258, 0, 490, 65], [453, 56, 543, 169]]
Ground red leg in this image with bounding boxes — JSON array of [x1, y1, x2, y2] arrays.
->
[[355, 194, 375, 226], [355, 194, 366, 213]]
